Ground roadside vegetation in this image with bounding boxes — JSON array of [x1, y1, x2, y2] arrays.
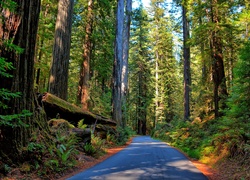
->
[[0, 120, 135, 179], [151, 42, 250, 180], [1, 0, 249, 179]]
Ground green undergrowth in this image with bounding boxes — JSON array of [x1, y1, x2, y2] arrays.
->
[[151, 41, 250, 179], [83, 126, 136, 157], [1, 118, 136, 179], [151, 115, 250, 179]]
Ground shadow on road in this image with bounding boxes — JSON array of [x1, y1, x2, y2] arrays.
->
[[68, 136, 208, 180]]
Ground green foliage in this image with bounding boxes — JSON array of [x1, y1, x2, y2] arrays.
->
[[106, 132, 117, 146], [115, 126, 135, 145], [211, 41, 250, 159], [146, 4, 250, 176], [84, 135, 106, 157], [78, 119, 87, 129], [53, 133, 79, 167], [68, 0, 115, 104], [0, 57, 20, 109], [0, 0, 17, 12], [0, 57, 31, 128], [83, 143, 97, 156], [34, 0, 57, 93], [0, 88, 21, 109], [0, 57, 14, 78], [20, 129, 80, 176], [151, 119, 218, 160], [56, 144, 74, 164], [227, 40, 250, 119], [0, 110, 31, 127], [0, 163, 12, 175], [89, 84, 112, 118], [48, 119, 75, 131], [27, 142, 45, 153], [3, 39, 24, 54]]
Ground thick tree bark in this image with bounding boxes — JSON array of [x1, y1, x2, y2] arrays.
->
[[48, 0, 74, 100], [78, 0, 93, 110], [210, 0, 228, 118], [121, 0, 132, 127], [112, 0, 124, 127], [0, 0, 48, 163], [182, 2, 191, 121], [198, 0, 207, 86]]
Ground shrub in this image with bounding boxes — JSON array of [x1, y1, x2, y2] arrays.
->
[[84, 143, 96, 156], [116, 126, 135, 145], [78, 119, 87, 129]]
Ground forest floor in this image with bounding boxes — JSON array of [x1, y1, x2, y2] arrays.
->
[[2, 137, 247, 180]]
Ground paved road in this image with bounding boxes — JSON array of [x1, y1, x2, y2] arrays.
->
[[68, 136, 208, 180]]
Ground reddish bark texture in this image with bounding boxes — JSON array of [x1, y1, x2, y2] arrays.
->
[[210, 0, 228, 118], [78, 0, 93, 110], [49, 0, 74, 100], [0, 0, 44, 162]]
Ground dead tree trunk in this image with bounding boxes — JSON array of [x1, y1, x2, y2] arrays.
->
[[41, 93, 116, 127]]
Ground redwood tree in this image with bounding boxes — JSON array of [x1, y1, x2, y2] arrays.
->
[[0, 0, 48, 162], [48, 0, 74, 100], [182, 0, 191, 120], [112, 0, 124, 126], [209, 0, 228, 118], [121, 0, 132, 126], [78, 0, 93, 110]]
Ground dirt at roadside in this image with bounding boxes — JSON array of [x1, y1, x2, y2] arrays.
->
[[58, 140, 132, 180], [191, 160, 225, 180], [3, 137, 239, 180], [59, 138, 225, 180]]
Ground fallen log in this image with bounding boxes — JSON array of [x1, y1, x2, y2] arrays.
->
[[71, 128, 91, 144], [94, 124, 116, 139], [48, 119, 91, 145], [41, 93, 116, 128]]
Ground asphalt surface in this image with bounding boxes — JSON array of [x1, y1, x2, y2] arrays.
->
[[68, 136, 208, 180]]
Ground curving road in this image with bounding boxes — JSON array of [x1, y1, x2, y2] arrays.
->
[[68, 136, 208, 180]]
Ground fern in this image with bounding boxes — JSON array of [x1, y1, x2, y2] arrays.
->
[[0, 110, 31, 127], [78, 119, 87, 129]]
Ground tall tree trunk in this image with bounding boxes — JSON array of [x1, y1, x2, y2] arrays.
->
[[182, 1, 191, 121], [210, 0, 228, 118], [137, 62, 147, 135], [198, 1, 207, 86], [48, 0, 74, 100], [137, 64, 143, 134], [121, 0, 132, 127], [78, 0, 93, 110], [155, 50, 159, 129], [0, 0, 48, 163], [112, 0, 124, 126]]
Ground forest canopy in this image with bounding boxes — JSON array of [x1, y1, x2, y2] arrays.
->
[[0, 0, 249, 179]]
